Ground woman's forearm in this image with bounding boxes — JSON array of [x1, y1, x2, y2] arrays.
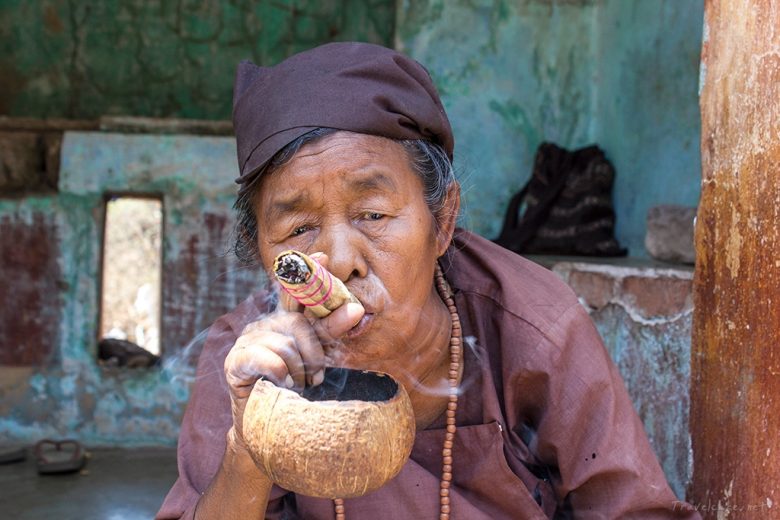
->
[[194, 433, 273, 520]]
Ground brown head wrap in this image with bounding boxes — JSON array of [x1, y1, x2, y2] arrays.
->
[[232, 42, 454, 192]]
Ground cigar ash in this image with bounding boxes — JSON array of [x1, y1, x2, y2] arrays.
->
[[275, 254, 310, 284]]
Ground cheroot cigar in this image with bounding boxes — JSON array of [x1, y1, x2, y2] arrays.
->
[[273, 250, 360, 318]]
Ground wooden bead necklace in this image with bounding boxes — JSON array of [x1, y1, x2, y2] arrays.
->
[[334, 265, 462, 520]]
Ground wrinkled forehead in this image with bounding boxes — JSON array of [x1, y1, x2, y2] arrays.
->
[[255, 132, 421, 207]]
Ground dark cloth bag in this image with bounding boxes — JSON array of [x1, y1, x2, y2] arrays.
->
[[494, 142, 627, 256]]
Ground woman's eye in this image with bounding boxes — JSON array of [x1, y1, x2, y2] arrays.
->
[[291, 225, 311, 237]]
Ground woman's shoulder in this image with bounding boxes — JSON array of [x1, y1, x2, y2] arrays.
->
[[445, 228, 582, 336]]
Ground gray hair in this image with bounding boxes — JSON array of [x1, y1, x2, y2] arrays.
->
[[232, 129, 457, 264]]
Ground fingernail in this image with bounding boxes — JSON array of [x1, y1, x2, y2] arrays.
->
[[313, 369, 325, 386], [284, 375, 295, 388], [346, 302, 365, 315]]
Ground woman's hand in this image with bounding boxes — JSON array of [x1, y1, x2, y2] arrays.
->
[[196, 254, 363, 519], [223, 253, 365, 449]]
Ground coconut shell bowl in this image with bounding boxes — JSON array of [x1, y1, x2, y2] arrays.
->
[[243, 367, 416, 498]]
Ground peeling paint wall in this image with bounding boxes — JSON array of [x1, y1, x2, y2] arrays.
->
[[2, 0, 703, 251], [0, 132, 263, 446], [594, 0, 704, 256], [397, 0, 597, 237], [397, 0, 703, 255], [0, 3, 703, 500], [0, 0, 395, 119], [0, 0, 397, 447]]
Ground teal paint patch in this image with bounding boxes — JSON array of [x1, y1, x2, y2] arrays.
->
[[59, 133, 239, 196], [399, 0, 597, 237], [596, 310, 693, 499], [398, 0, 703, 255], [487, 100, 539, 155], [593, 0, 704, 256], [698, 19, 709, 96], [28, 373, 47, 399]]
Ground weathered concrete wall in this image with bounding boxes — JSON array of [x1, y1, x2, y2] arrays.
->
[[0, 132, 264, 446], [0, 5, 702, 499], [2, 0, 702, 252], [552, 261, 694, 499], [594, 0, 704, 256], [0, 0, 395, 119], [397, 0, 597, 236], [397, 0, 703, 255], [691, 0, 780, 516]]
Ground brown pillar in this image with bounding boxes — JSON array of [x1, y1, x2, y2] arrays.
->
[[692, 0, 780, 517]]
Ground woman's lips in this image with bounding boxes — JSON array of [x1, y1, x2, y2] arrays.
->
[[343, 312, 374, 339]]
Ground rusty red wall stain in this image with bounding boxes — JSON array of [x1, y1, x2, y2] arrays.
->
[[692, 0, 780, 515], [0, 212, 61, 365], [162, 211, 263, 358]]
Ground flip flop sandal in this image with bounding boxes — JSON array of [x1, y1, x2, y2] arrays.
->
[[0, 447, 26, 464], [34, 439, 87, 475]]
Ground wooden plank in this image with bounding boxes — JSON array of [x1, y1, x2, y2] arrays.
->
[[691, 0, 780, 517], [99, 116, 233, 135], [0, 116, 98, 131]]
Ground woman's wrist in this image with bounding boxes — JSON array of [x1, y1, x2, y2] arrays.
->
[[194, 428, 273, 519], [225, 427, 271, 485]]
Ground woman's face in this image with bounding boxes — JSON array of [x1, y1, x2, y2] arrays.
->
[[253, 131, 456, 375]]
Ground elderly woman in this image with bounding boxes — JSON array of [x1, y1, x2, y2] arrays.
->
[[158, 43, 698, 519]]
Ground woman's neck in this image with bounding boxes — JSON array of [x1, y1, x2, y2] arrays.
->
[[402, 285, 462, 430]]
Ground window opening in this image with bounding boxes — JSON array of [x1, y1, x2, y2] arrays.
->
[[98, 195, 163, 367]]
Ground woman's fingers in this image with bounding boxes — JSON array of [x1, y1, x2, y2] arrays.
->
[[234, 312, 327, 390], [281, 319, 326, 386], [225, 335, 294, 397], [231, 248, 362, 393], [309, 251, 328, 266], [303, 251, 366, 342], [312, 302, 365, 343]]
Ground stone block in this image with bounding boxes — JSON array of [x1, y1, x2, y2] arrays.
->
[[645, 205, 696, 264], [566, 270, 615, 309], [621, 275, 693, 319]]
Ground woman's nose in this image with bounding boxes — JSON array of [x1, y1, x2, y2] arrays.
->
[[314, 225, 368, 282]]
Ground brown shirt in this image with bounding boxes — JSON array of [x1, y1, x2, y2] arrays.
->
[[157, 230, 700, 519]]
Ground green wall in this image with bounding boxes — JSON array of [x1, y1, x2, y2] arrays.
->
[[1, 0, 703, 254], [398, 0, 597, 237], [594, 0, 703, 256], [1, 0, 702, 497], [0, 0, 395, 119]]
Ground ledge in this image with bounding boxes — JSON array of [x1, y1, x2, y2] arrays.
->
[[526, 255, 694, 323], [526, 254, 694, 273]]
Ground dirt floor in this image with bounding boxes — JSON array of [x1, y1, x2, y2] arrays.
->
[[0, 447, 178, 520]]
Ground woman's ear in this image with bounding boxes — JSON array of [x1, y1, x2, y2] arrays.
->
[[435, 182, 461, 257]]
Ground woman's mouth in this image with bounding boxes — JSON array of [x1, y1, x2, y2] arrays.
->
[[344, 312, 374, 339]]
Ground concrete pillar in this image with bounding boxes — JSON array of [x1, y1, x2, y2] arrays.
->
[[691, 0, 780, 517]]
